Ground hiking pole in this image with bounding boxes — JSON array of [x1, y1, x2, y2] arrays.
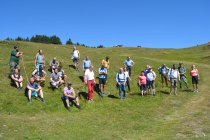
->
[[21, 55, 29, 83]]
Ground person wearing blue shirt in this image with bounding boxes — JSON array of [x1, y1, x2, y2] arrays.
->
[[98, 65, 107, 97], [116, 68, 127, 99], [124, 56, 134, 76]]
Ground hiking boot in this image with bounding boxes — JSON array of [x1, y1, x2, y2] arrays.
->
[[41, 98, 45, 103], [67, 106, 71, 111], [35, 96, 38, 100], [28, 99, 32, 103], [75, 104, 81, 109]]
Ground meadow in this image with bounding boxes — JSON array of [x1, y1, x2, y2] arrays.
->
[[0, 41, 210, 140]]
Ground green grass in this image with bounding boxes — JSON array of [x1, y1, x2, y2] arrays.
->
[[0, 41, 210, 139]]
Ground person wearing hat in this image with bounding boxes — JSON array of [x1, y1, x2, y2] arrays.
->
[[168, 64, 180, 95], [9, 46, 23, 75], [50, 57, 60, 73], [178, 63, 188, 89], [145, 67, 156, 96], [62, 82, 81, 110], [124, 56, 134, 76], [158, 64, 170, 88], [34, 49, 45, 69], [26, 77, 45, 103]]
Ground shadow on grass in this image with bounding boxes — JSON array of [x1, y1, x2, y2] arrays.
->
[[78, 76, 83, 82], [94, 83, 100, 95], [159, 90, 170, 95], [181, 89, 193, 92], [108, 94, 119, 99], [69, 64, 76, 70], [78, 91, 88, 100]]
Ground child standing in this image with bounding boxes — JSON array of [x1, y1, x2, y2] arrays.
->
[[138, 71, 147, 96]]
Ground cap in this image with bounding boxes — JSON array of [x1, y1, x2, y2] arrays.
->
[[67, 82, 72, 86]]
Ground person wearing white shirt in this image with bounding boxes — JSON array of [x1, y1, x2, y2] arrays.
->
[[145, 67, 156, 96], [72, 47, 80, 70], [84, 65, 95, 101], [168, 64, 180, 95], [116, 68, 127, 99], [123, 67, 131, 92]]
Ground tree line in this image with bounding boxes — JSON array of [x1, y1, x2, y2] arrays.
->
[[4, 35, 105, 48]]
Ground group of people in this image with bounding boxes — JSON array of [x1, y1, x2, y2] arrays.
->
[[9, 45, 200, 110]]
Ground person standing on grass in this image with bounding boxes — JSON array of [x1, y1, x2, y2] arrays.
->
[[138, 71, 147, 96], [124, 56, 134, 76], [158, 64, 169, 87], [168, 64, 180, 95], [26, 77, 45, 103], [178, 63, 188, 89], [102, 56, 110, 81], [98, 65, 107, 97], [50, 68, 63, 89], [10, 68, 23, 90], [84, 65, 95, 102], [145, 67, 156, 96], [116, 68, 127, 99], [82, 56, 92, 81], [190, 65, 199, 93], [61, 82, 81, 111], [123, 67, 131, 92], [35, 49, 45, 69], [58, 66, 68, 84], [9, 46, 22, 75], [72, 47, 80, 70]]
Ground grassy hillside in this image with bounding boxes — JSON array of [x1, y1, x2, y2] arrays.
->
[[0, 41, 210, 139]]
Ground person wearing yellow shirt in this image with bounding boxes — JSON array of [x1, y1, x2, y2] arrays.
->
[[101, 56, 109, 81]]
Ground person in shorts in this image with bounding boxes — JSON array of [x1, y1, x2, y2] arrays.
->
[[72, 47, 80, 70], [138, 71, 147, 96], [158, 64, 169, 87], [168, 64, 180, 95], [50, 68, 63, 89], [61, 82, 81, 110], [98, 65, 107, 97], [190, 65, 199, 92], [9, 46, 22, 75], [34, 49, 45, 69], [26, 77, 45, 103], [10, 68, 23, 90]]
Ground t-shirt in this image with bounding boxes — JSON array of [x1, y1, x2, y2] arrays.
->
[[83, 60, 91, 69], [178, 66, 186, 75], [139, 76, 147, 84], [101, 59, 109, 68], [124, 59, 134, 67], [159, 66, 169, 75], [98, 67, 107, 79], [10, 50, 19, 64], [190, 69, 198, 76], [72, 50, 79, 58], [116, 73, 126, 82], [146, 71, 156, 81], [85, 69, 94, 80], [27, 82, 39, 89], [32, 69, 46, 77], [51, 73, 60, 81], [124, 71, 129, 78], [58, 69, 65, 77], [35, 53, 44, 64], [63, 87, 74, 96], [50, 60, 59, 67], [168, 69, 179, 79]]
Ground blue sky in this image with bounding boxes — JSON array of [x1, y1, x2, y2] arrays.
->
[[0, 0, 209, 48]]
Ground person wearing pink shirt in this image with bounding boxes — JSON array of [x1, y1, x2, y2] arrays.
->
[[190, 65, 199, 92], [138, 71, 147, 96]]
